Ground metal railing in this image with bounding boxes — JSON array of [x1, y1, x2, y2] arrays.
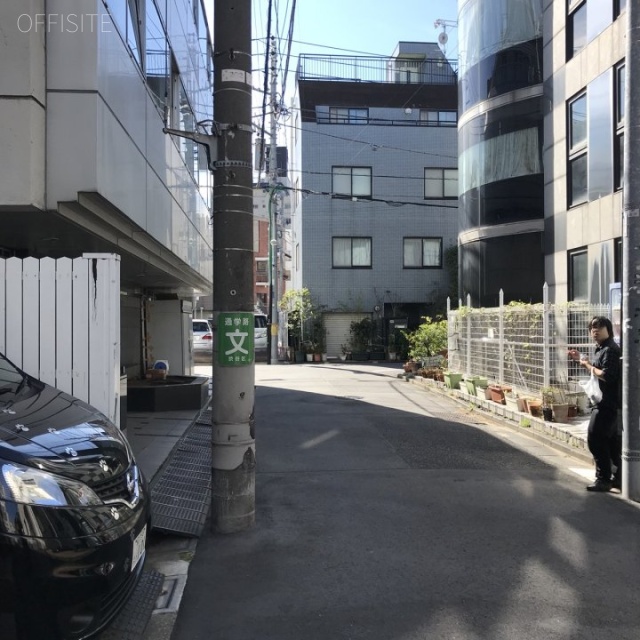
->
[[447, 286, 608, 395], [296, 54, 458, 85]]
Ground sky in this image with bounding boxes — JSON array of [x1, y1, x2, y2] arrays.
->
[[243, 0, 459, 149], [252, 0, 459, 100]]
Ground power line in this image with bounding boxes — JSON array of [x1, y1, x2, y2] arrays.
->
[[278, 121, 457, 160]]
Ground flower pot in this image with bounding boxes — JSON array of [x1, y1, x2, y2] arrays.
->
[[504, 394, 518, 411], [488, 384, 506, 405], [444, 372, 463, 389], [294, 351, 305, 363], [528, 399, 542, 417], [305, 354, 313, 362], [313, 353, 322, 362], [552, 403, 569, 423], [542, 407, 553, 422], [464, 380, 477, 395]]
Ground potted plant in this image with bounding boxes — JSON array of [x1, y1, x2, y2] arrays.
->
[[541, 387, 554, 421], [280, 288, 315, 363], [349, 317, 373, 361], [386, 332, 398, 361], [339, 344, 350, 361]]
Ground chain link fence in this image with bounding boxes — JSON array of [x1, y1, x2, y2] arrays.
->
[[447, 289, 608, 395]]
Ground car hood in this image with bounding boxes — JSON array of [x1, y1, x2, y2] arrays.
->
[[0, 375, 132, 482]]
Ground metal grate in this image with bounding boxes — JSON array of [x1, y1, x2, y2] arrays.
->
[[97, 569, 164, 640], [150, 406, 211, 537]]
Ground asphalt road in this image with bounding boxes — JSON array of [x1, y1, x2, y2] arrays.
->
[[172, 362, 640, 640]]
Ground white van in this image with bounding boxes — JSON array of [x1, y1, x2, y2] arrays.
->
[[254, 314, 268, 350]]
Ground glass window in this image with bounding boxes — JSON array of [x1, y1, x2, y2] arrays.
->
[[332, 167, 372, 198], [569, 250, 588, 301], [615, 132, 624, 191], [568, 2, 587, 60], [106, 0, 142, 65], [425, 168, 458, 199], [569, 94, 587, 151], [615, 0, 627, 17], [419, 110, 458, 126], [616, 64, 625, 125], [145, 0, 169, 116], [329, 108, 368, 124], [332, 237, 372, 268], [569, 154, 588, 206], [403, 238, 442, 268]]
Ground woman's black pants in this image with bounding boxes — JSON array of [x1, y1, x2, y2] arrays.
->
[[587, 406, 620, 482]]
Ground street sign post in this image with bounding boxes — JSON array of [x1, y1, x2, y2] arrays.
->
[[217, 312, 254, 366]]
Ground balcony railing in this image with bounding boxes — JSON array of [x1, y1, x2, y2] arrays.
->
[[297, 54, 458, 85]]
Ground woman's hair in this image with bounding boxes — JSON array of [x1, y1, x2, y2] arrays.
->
[[589, 316, 613, 336]]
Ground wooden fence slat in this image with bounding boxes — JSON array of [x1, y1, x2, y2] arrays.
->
[[0, 260, 5, 355], [5, 258, 23, 366], [55, 258, 73, 394], [72, 258, 89, 403], [39, 258, 57, 388], [22, 258, 40, 377]]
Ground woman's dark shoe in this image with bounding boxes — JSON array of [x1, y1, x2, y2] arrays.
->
[[586, 480, 612, 492]]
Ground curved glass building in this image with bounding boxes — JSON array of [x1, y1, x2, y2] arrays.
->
[[458, 0, 544, 306]]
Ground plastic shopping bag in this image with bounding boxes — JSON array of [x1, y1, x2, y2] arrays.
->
[[580, 371, 602, 405]]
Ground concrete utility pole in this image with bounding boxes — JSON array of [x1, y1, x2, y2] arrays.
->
[[211, 0, 255, 532], [268, 36, 280, 365], [622, 1, 640, 502]]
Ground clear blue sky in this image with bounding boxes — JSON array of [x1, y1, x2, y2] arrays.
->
[[250, 0, 459, 100]]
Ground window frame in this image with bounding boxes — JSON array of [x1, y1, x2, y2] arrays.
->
[[568, 248, 589, 301], [424, 168, 458, 200], [332, 237, 373, 269], [567, 91, 588, 207], [331, 166, 372, 199], [567, 0, 587, 61], [403, 237, 443, 269], [328, 107, 369, 125], [419, 110, 458, 127], [614, 62, 625, 191]]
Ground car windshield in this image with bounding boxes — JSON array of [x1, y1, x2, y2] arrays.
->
[[254, 316, 267, 328], [193, 321, 210, 333]]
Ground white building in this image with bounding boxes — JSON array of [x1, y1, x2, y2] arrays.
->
[[0, 0, 214, 377]]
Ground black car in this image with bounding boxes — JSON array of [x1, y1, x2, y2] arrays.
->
[[0, 352, 150, 639]]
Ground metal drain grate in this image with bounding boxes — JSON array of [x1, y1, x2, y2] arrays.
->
[[151, 407, 211, 537], [97, 569, 164, 640]]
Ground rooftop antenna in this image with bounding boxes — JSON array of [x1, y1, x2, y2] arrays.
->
[[434, 19, 457, 57]]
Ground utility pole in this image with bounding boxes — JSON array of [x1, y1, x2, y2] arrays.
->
[[622, 0, 640, 502], [211, 0, 255, 532], [268, 36, 280, 365]]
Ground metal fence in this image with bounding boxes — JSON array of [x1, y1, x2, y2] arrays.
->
[[447, 287, 608, 395]]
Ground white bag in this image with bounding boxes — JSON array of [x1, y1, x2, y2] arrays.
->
[[580, 371, 602, 405]]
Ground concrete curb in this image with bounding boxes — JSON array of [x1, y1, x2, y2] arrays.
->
[[403, 374, 593, 465]]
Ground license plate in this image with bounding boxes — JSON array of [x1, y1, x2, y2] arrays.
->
[[131, 525, 147, 572]]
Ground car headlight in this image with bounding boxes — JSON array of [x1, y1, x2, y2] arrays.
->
[[0, 461, 102, 507]]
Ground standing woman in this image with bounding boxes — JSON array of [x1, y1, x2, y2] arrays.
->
[[568, 316, 622, 492]]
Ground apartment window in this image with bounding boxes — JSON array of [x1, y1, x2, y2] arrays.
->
[[569, 249, 588, 301], [567, 1, 587, 60], [332, 167, 372, 198], [419, 110, 457, 127], [329, 108, 368, 124], [615, 64, 625, 190], [145, 0, 169, 115], [615, 0, 627, 18], [255, 259, 268, 285], [332, 237, 372, 268], [403, 238, 442, 268], [107, 0, 143, 66], [424, 168, 458, 199], [568, 93, 588, 206]]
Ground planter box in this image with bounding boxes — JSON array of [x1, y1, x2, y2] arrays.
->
[[488, 384, 511, 405], [528, 399, 542, 418], [444, 372, 463, 389]]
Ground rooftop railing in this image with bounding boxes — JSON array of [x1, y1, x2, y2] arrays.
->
[[297, 54, 458, 85]]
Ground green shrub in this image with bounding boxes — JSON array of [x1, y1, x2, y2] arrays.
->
[[403, 316, 447, 362]]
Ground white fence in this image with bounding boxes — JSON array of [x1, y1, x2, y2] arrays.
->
[[447, 286, 608, 394], [0, 254, 121, 424]]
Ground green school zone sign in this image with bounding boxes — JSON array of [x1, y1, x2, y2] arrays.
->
[[217, 312, 254, 366]]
